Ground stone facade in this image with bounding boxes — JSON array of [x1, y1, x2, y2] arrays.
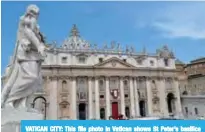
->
[[2, 25, 183, 120], [176, 57, 205, 119]]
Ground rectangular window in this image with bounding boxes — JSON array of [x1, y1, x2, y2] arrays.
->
[[62, 57, 67, 63], [124, 94, 129, 98], [185, 107, 188, 114], [100, 95, 104, 98], [99, 58, 103, 63], [150, 60, 154, 66], [79, 57, 86, 64]]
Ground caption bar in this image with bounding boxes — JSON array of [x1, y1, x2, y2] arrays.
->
[[21, 120, 205, 132]]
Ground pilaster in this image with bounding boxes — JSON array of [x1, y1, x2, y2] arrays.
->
[[105, 77, 111, 119]]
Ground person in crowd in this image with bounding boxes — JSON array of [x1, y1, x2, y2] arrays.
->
[[109, 116, 114, 120]]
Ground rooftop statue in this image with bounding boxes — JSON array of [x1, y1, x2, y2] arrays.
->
[[103, 43, 108, 49], [157, 45, 174, 58], [117, 43, 121, 51], [111, 41, 116, 49], [1, 4, 47, 110]]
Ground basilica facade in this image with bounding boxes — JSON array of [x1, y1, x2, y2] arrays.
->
[[2, 25, 183, 120]]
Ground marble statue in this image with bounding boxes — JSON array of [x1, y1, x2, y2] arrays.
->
[[111, 41, 116, 49], [130, 46, 134, 53], [1, 5, 48, 131], [103, 43, 108, 49], [126, 45, 129, 53], [117, 43, 121, 51], [1, 4, 47, 110]]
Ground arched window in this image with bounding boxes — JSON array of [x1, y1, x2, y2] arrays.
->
[[100, 108, 105, 119], [62, 80, 67, 92], [164, 58, 169, 66], [125, 107, 130, 118], [167, 93, 175, 113]]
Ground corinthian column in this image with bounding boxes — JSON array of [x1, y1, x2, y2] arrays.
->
[[174, 78, 182, 117], [49, 76, 58, 119], [146, 77, 152, 116], [134, 77, 140, 116], [129, 77, 135, 117], [120, 77, 125, 116], [88, 77, 93, 119], [71, 77, 77, 119], [157, 77, 168, 117], [95, 77, 100, 119], [105, 77, 111, 119]]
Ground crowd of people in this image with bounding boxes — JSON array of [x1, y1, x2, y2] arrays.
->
[[108, 114, 128, 120]]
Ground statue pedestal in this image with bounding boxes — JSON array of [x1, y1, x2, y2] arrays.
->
[[1, 107, 44, 132]]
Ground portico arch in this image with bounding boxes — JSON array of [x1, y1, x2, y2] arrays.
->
[[167, 93, 175, 113], [139, 100, 146, 117]]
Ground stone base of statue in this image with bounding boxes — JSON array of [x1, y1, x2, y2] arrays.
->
[[1, 107, 44, 132]]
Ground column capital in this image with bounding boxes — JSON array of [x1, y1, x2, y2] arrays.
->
[[156, 76, 164, 81], [164, 77, 173, 81], [105, 76, 110, 80], [58, 75, 70, 80], [146, 76, 152, 81], [173, 77, 178, 81], [88, 76, 94, 80], [49, 75, 59, 81], [68, 76, 76, 81], [95, 76, 100, 80], [133, 77, 137, 81]]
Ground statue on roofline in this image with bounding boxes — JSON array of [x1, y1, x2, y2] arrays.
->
[[111, 41, 116, 50], [126, 45, 129, 53]]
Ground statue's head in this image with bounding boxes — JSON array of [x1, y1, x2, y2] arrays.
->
[[26, 4, 40, 19]]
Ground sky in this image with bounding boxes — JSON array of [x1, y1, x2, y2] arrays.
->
[[1, 1, 205, 75]]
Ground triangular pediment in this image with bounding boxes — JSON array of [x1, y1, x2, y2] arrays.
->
[[94, 57, 135, 68]]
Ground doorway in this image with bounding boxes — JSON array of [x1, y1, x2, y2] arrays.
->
[[78, 103, 86, 120], [167, 93, 175, 113], [139, 100, 146, 117], [112, 102, 118, 119]]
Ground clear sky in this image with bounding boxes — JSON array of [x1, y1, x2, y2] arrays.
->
[[1, 1, 205, 75]]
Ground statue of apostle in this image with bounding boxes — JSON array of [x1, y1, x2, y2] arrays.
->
[[1, 5, 48, 110]]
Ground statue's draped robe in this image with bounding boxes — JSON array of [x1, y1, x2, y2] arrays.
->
[[1, 16, 45, 107]]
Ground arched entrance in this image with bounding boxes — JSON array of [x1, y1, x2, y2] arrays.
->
[[139, 100, 146, 117], [125, 107, 130, 118], [78, 103, 86, 120], [100, 108, 105, 120], [32, 96, 47, 119], [167, 93, 175, 113]]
